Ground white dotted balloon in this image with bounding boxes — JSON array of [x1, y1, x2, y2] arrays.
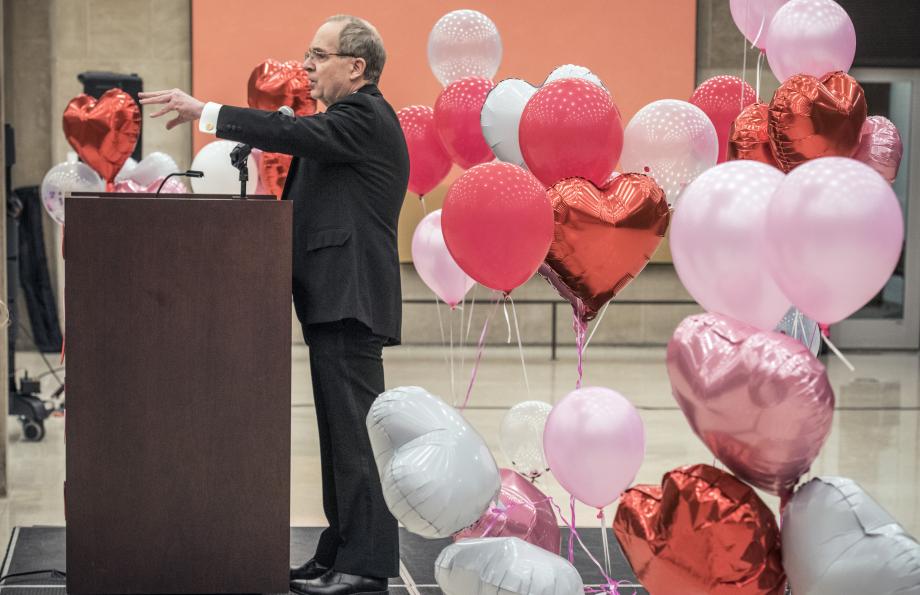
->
[[620, 99, 718, 203], [428, 10, 502, 86], [40, 155, 105, 225]]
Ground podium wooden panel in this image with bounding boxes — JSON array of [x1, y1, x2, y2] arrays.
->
[[64, 194, 292, 594]]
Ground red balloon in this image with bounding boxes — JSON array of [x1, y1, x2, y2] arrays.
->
[[519, 79, 623, 187], [768, 71, 867, 172], [442, 162, 553, 293], [398, 106, 453, 196], [690, 75, 757, 163], [247, 59, 317, 198], [541, 175, 670, 320], [63, 88, 140, 187], [258, 151, 294, 199], [728, 102, 781, 168], [247, 58, 316, 116], [434, 77, 496, 169], [614, 464, 786, 595]]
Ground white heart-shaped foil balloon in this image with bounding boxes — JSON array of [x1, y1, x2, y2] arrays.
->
[[783, 476, 920, 594], [366, 386, 500, 538], [436, 537, 584, 595]]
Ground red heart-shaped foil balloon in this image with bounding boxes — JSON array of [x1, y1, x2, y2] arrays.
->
[[258, 152, 294, 199], [540, 174, 669, 319], [247, 59, 316, 115], [614, 464, 786, 595], [247, 60, 317, 197], [667, 313, 834, 496], [728, 102, 780, 169], [63, 88, 141, 186], [768, 71, 866, 172]]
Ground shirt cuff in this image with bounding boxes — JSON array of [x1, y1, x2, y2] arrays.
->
[[198, 102, 222, 134]]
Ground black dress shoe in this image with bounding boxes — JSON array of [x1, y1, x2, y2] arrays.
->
[[290, 569, 388, 595], [289, 558, 331, 581]]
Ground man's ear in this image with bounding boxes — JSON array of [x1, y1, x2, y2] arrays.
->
[[351, 57, 367, 81]]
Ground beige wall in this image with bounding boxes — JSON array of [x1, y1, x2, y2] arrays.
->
[[3, 0, 193, 327]]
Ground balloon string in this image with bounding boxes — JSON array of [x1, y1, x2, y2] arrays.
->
[[549, 497, 621, 594], [449, 308, 456, 406], [821, 333, 855, 372], [460, 296, 501, 411], [509, 296, 531, 400], [435, 295, 449, 370], [418, 193, 427, 215], [756, 49, 765, 100], [584, 300, 610, 352], [503, 298, 512, 343], [598, 508, 612, 578], [740, 0, 749, 111], [573, 306, 588, 390]]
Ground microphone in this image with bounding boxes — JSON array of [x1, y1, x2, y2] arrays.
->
[[155, 170, 204, 197]]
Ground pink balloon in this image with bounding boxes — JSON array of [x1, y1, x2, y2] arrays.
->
[[454, 468, 560, 555], [671, 161, 790, 330], [854, 115, 903, 184], [730, 0, 789, 48], [398, 105, 453, 196], [519, 78, 623, 187], [434, 77, 495, 169], [411, 210, 475, 308], [689, 76, 758, 163], [442, 162, 553, 294], [765, 0, 856, 82], [543, 387, 645, 509], [765, 157, 904, 324], [667, 313, 834, 497]]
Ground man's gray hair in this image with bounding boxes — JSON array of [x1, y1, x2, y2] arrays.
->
[[326, 15, 386, 85]]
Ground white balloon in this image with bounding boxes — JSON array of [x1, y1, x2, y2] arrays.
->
[[40, 161, 105, 225], [435, 537, 584, 595], [366, 386, 500, 538], [499, 401, 552, 479], [126, 151, 180, 186], [544, 64, 606, 91], [428, 9, 502, 86], [190, 140, 258, 195], [783, 477, 920, 594], [115, 157, 138, 182], [480, 79, 537, 167], [620, 99, 719, 203]]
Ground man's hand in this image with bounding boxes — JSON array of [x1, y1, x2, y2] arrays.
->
[[138, 89, 205, 130]]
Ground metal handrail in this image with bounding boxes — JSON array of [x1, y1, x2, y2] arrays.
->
[[401, 297, 697, 360]]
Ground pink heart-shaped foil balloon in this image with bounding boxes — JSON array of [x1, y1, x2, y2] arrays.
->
[[666, 313, 835, 497]]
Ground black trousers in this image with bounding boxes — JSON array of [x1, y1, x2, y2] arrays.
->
[[302, 318, 399, 579]]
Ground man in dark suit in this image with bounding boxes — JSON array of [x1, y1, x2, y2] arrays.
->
[[140, 15, 408, 595]]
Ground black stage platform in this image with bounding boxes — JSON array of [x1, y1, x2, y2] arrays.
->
[[0, 526, 646, 594]]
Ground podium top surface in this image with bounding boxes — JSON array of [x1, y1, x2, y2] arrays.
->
[[69, 191, 280, 201]]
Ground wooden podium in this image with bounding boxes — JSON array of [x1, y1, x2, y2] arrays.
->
[[64, 193, 292, 594]]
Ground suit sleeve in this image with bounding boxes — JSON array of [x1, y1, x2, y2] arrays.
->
[[215, 98, 375, 163]]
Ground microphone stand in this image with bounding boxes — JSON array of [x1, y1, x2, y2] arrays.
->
[[229, 143, 252, 198]]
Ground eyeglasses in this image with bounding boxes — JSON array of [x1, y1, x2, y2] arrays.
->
[[304, 48, 358, 62]]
